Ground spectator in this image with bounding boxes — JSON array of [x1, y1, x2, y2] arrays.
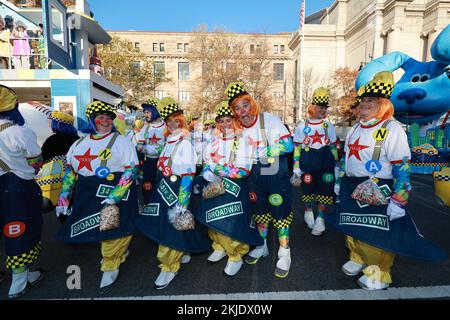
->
[[10, 21, 30, 69], [0, 17, 11, 69]]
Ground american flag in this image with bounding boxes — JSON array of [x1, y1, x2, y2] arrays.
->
[[299, 0, 305, 31]]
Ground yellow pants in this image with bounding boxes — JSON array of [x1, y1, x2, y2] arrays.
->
[[101, 236, 132, 272], [157, 245, 184, 273], [346, 236, 395, 284], [208, 230, 249, 262]]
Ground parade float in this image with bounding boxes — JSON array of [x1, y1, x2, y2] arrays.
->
[[356, 24, 450, 205]]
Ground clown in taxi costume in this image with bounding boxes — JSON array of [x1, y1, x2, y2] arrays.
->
[[0, 85, 45, 299], [56, 101, 139, 294], [225, 82, 294, 278], [136, 98, 166, 206], [293, 88, 339, 236], [135, 97, 210, 290], [329, 72, 446, 290], [196, 101, 263, 277]]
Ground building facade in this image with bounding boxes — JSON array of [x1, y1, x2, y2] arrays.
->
[[110, 0, 450, 125], [108, 30, 295, 122]]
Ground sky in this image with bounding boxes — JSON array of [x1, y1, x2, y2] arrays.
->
[[89, 0, 335, 34]]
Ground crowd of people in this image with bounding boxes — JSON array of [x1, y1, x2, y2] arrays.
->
[[0, 16, 45, 70], [0, 71, 447, 299]]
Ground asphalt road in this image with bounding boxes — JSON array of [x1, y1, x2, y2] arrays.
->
[[1, 174, 450, 300]]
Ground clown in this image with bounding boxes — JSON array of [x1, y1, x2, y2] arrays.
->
[[356, 25, 450, 174], [37, 110, 79, 213], [135, 97, 210, 290], [329, 71, 446, 290], [196, 101, 263, 277], [0, 85, 45, 299], [293, 88, 338, 236], [136, 98, 166, 205], [56, 101, 139, 294], [225, 82, 294, 278]]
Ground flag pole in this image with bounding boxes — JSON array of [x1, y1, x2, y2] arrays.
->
[[298, 0, 306, 123]]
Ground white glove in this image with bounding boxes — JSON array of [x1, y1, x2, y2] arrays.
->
[[334, 184, 340, 196], [145, 145, 158, 156], [101, 198, 116, 206], [293, 168, 303, 177], [55, 206, 69, 217], [387, 201, 406, 221], [203, 170, 216, 182]]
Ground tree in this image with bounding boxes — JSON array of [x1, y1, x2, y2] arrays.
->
[[98, 36, 171, 106], [292, 67, 325, 125], [328, 67, 359, 125], [186, 26, 275, 116]]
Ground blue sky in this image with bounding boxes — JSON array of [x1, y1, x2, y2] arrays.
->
[[89, 0, 335, 33]]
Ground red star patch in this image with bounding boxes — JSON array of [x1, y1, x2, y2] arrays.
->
[[157, 155, 170, 170], [310, 130, 324, 145], [348, 138, 369, 161], [248, 136, 262, 147], [74, 148, 98, 172], [210, 151, 225, 163], [149, 133, 161, 144]]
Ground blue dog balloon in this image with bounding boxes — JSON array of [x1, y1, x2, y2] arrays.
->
[[356, 24, 450, 125]]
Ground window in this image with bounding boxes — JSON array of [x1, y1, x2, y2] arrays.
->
[[131, 61, 142, 69], [202, 62, 211, 79], [273, 63, 284, 81], [179, 91, 190, 102], [159, 43, 165, 52], [273, 92, 284, 102], [153, 43, 158, 52], [177, 43, 182, 53], [155, 91, 166, 100], [280, 45, 285, 54], [250, 44, 255, 54], [50, 2, 66, 50], [273, 45, 279, 54], [134, 42, 140, 49], [178, 62, 190, 80], [131, 61, 142, 77], [226, 63, 236, 75], [184, 43, 189, 52], [250, 63, 260, 79], [154, 61, 165, 78]]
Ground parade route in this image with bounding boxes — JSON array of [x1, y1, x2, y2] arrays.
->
[[1, 175, 449, 300]]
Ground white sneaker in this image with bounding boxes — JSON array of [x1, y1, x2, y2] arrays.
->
[[342, 260, 366, 276], [244, 240, 269, 265], [99, 269, 119, 294], [357, 275, 389, 290], [181, 254, 191, 264], [207, 250, 227, 263], [223, 260, 243, 277], [304, 210, 315, 229], [275, 246, 291, 278], [8, 269, 28, 299], [154, 271, 177, 290], [311, 217, 326, 236]]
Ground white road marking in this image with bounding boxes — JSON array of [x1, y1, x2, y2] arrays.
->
[[77, 285, 450, 300]]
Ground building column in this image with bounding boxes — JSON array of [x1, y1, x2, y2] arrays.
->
[[385, 25, 404, 53]]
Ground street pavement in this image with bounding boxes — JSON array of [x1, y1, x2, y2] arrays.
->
[[1, 174, 450, 300]]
